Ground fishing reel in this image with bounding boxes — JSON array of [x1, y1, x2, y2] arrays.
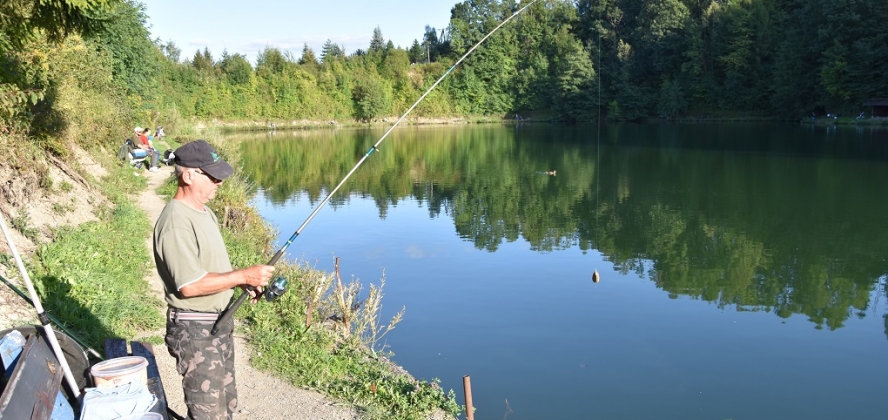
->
[[264, 277, 288, 302]]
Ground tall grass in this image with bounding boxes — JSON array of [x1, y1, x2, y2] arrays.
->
[[243, 262, 460, 420], [34, 164, 163, 348]]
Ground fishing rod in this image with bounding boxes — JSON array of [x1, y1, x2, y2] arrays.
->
[[0, 272, 103, 360], [211, 0, 542, 335], [0, 211, 81, 397]]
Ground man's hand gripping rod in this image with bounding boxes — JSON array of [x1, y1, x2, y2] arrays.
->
[[210, 0, 540, 335]]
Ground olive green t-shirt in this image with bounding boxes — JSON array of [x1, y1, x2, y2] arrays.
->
[[153, 199, 233, 312]]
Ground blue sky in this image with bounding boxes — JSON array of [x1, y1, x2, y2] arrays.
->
[[140, 0, 459, 64]]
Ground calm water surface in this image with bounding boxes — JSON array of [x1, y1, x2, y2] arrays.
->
[[237, 123, 888, 420]]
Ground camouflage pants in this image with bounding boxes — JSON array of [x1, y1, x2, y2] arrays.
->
[[165, 311, 237, 420]]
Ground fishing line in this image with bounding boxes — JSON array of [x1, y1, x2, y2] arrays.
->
[[213, 0, 542, 334]]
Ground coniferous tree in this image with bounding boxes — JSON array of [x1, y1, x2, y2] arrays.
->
[[408, 39, 425, 64], [369, 27, 386, 52], [299, 43, 318, 65], [191, 48, 215, 73], [320, 39, 344, 63]]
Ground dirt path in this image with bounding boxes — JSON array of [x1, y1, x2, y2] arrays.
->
[[136, 166, 359, 420]]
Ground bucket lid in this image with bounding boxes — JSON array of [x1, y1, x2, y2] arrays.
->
[[90, 356, 148, 378], [116, 413, 163, 420]]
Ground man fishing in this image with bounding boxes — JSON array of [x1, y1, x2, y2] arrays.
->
[[153, 139, 274, 419]]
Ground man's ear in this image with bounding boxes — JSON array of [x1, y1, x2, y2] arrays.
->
[[182, 169, 196, 186]]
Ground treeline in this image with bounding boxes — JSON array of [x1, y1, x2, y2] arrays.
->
[[154, 0, 888, 123], [3, 0, 888, 149]]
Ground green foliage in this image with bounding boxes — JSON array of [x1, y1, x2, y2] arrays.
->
[[657, 77, 686, 118], [352, 74, 392, 122], [220, 51, 253, 85], [256, 47, 289, 77], [10, 210, 40, 241], [0, 0, 113, 53], [298, 43, 318, 66], [87, 0, 160, 98], [0, 0, 123, 137], [554, 37, 597, 121], [138, 0, 887, 122]]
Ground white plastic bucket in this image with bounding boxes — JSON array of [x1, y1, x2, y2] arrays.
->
[[90, 356, 148, 388]]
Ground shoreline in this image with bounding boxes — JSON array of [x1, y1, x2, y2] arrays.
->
[[179, 114, 888, 138]]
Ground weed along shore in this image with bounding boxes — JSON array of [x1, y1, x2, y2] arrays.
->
[[0, 130, 460, 419]]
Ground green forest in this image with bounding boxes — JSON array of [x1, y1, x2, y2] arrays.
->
[[3, 0, 888, 147]]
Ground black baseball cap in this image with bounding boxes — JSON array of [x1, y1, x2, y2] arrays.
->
[[174, 140, 234, 181]]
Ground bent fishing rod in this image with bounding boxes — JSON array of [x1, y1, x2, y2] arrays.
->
[[212, 0, 541, 335]]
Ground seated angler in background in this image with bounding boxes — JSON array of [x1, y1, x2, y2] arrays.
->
[[133, 126, 161, 172]]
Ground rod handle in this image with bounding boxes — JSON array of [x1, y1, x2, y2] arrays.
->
[[211, 290, 249, 335], [268, 249, 285, 266], [211, 248, 286, 335]]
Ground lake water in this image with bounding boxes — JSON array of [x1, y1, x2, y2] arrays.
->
[[237, 123, 888, 420]]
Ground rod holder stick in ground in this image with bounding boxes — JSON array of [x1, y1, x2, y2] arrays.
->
[[0, 212, 81, 397], [463, 375, 474, 420], [212, 0, 541, 336]]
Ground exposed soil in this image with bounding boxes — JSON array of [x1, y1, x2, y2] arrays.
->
[[1, 147, 108, 331]]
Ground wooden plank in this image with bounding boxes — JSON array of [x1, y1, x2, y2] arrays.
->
[[0, 334, 64, 420], [130, 341, 160, 379], [104, 338, 129, 359]]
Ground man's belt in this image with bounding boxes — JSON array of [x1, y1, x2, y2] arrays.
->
[[167, 307, 220, 322]]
